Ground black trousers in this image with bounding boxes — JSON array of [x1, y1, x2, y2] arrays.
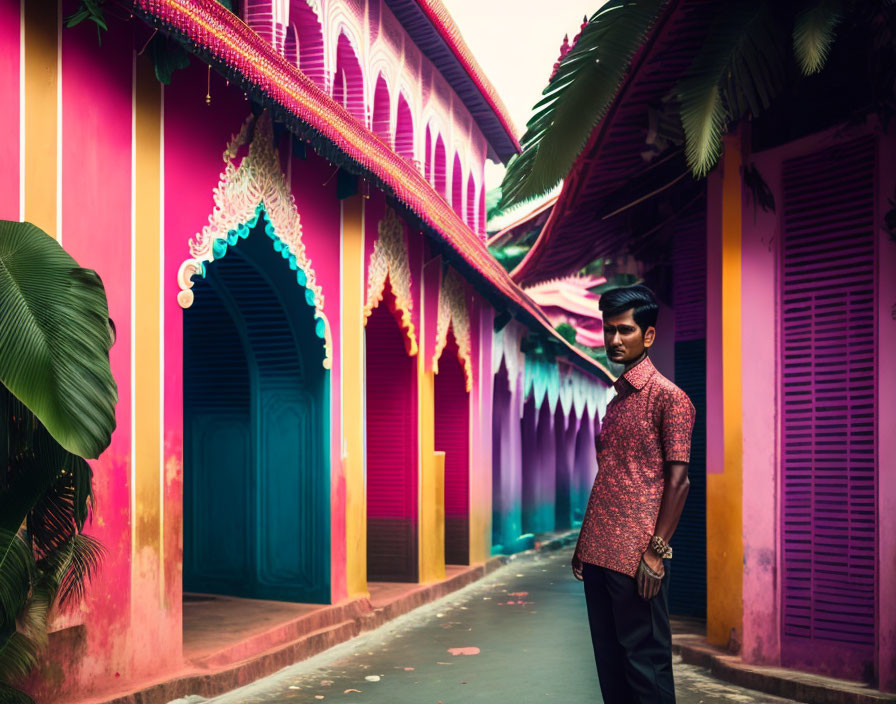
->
[[582, 560, 675, 704]]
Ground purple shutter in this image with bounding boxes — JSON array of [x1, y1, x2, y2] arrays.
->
[[780, 135, 877, 680], [670, 207, 707, 617]]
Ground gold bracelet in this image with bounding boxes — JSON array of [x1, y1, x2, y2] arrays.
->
[[650, 534, 673, 559]]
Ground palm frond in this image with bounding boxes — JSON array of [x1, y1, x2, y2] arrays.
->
[[794, 0, 843, 75], [500, 0, 667, 209], [28, 455, 94, 560], [0, 683, 36, 704], [0, 582, 50, 685], [0, 532, 32, 628], [40, 535, 104, 609], [0, 220, 117, 459], [677, 1, 789, 177]]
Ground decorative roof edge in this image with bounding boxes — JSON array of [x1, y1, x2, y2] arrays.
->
[[127, 0, 609, 384], [407, 0, 521, 156]]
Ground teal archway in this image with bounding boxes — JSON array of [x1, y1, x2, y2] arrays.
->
[[183, 217, 330, 603]]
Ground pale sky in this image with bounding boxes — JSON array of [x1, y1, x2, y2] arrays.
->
[[443, 0, 598, 192]]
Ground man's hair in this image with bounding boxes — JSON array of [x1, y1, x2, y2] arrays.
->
[[598, 284, 659, 331]]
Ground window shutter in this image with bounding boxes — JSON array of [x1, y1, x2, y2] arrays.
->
[[780, 135, 877, 679]]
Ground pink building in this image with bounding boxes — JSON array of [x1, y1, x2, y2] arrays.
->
[[0, 1, 611, 701], [509, 0, 895, 692]]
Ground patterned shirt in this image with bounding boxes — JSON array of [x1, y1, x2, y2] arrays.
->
[[574, 356, 695, 578]]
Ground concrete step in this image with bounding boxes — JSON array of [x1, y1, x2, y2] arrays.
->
[[190, 600, 367, 670]]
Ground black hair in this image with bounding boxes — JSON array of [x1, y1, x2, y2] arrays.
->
[[598, 284, 659, 332]]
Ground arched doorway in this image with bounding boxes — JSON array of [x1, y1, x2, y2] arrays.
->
[[435, 330, 470, 565], [365, 283, 418, 582], [288, 1, 326, 89], [334, 33, 365, 123], [554, 407, 577, 531], [451, 154, 463, 217], [571, 410, 597, 523], [183, 223, 329, 604], [372, 75, 391, 144], [433, 135, 447, 200], [395, 94, 414, 166], [520, 395, 538, 535]]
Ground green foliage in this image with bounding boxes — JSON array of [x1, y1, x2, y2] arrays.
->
[[488, 244, 530, 273], [64, 0, 107, 44], [148, 33, 192, 86], [555, 323, 578, 345], [0, 223, 114, 700], [0, 221, 117, 459], [794, 0, 843, 75], [500, 0, 666, 209], [501, 0, 862, 204], [678, 2, 788, 177]]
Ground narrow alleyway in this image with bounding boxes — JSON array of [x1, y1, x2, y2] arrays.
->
[[173, 549, 796, 704]]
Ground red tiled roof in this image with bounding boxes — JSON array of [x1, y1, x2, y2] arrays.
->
[[127, 0, 608, 381]]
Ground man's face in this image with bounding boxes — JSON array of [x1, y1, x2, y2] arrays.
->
[[603, 308, 655, 366]]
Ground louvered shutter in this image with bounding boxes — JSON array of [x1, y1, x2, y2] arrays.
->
[[780, 136, 877, 679], [670, 208, 707, 618], [366, 297, 418, 582]]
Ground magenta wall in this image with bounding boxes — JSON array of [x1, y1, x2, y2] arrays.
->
[[0, 0, 18, 221]]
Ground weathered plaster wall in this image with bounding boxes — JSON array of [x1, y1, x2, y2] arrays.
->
[[740, 138, 781, 666]]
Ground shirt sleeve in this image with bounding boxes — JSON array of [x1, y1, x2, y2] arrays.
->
[[661, 387, 696, 463]]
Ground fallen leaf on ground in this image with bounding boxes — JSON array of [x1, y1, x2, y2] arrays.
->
[[404, 667, 414, 671], [364, 675, 381, 682], [344, 689, 362, 694], [447, 647, 480, 656]]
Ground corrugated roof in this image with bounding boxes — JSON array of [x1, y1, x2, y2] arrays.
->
[[383, 0, 520, 162]]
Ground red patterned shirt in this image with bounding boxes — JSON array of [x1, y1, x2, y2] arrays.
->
[[574, 356, 695, 577]]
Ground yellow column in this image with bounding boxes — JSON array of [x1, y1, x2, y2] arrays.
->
[[706, 134, 745, 647], [132, 54, 164, 597], [22, 0, 58, 238], [342, 195, 367, 597], [418, 260, 445, 582]]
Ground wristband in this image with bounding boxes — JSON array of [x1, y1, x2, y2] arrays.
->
[[650, 534, 673, 559]]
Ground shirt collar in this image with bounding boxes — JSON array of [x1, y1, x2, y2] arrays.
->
[[614, 355, 656, 392]]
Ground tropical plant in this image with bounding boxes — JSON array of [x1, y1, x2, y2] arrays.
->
[[0, 221, 117, 703], [500, 0, 892, 209]]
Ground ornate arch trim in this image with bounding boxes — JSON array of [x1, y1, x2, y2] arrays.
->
[[176, 111, 333, 370], [364, 207, 418, 356], [433, 267, 472, 392]]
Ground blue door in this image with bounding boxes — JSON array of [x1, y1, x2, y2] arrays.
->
[[183, 225, 330, 603]]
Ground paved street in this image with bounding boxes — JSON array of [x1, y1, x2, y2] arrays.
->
[[175, 549, 795, 704]]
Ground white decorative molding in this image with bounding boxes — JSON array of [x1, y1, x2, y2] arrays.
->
[[364, 207, 418, 355], [433, 267, 472, 391], [176, 111, 333, 369]]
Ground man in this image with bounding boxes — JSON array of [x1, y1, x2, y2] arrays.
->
[[572, 284, 695, 703]]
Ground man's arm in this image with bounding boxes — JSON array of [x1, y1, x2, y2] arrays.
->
[[639, 461, 689, 598]]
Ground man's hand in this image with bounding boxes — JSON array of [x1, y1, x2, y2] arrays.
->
[[571, 554, 584, 581], [637, 547, 664, 600]]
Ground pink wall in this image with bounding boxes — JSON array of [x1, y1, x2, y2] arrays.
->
[[0, 0, 18, 221], [876, 126, 896, 692], [740, 139, 781, 666], [35, 16, 137, 701]]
